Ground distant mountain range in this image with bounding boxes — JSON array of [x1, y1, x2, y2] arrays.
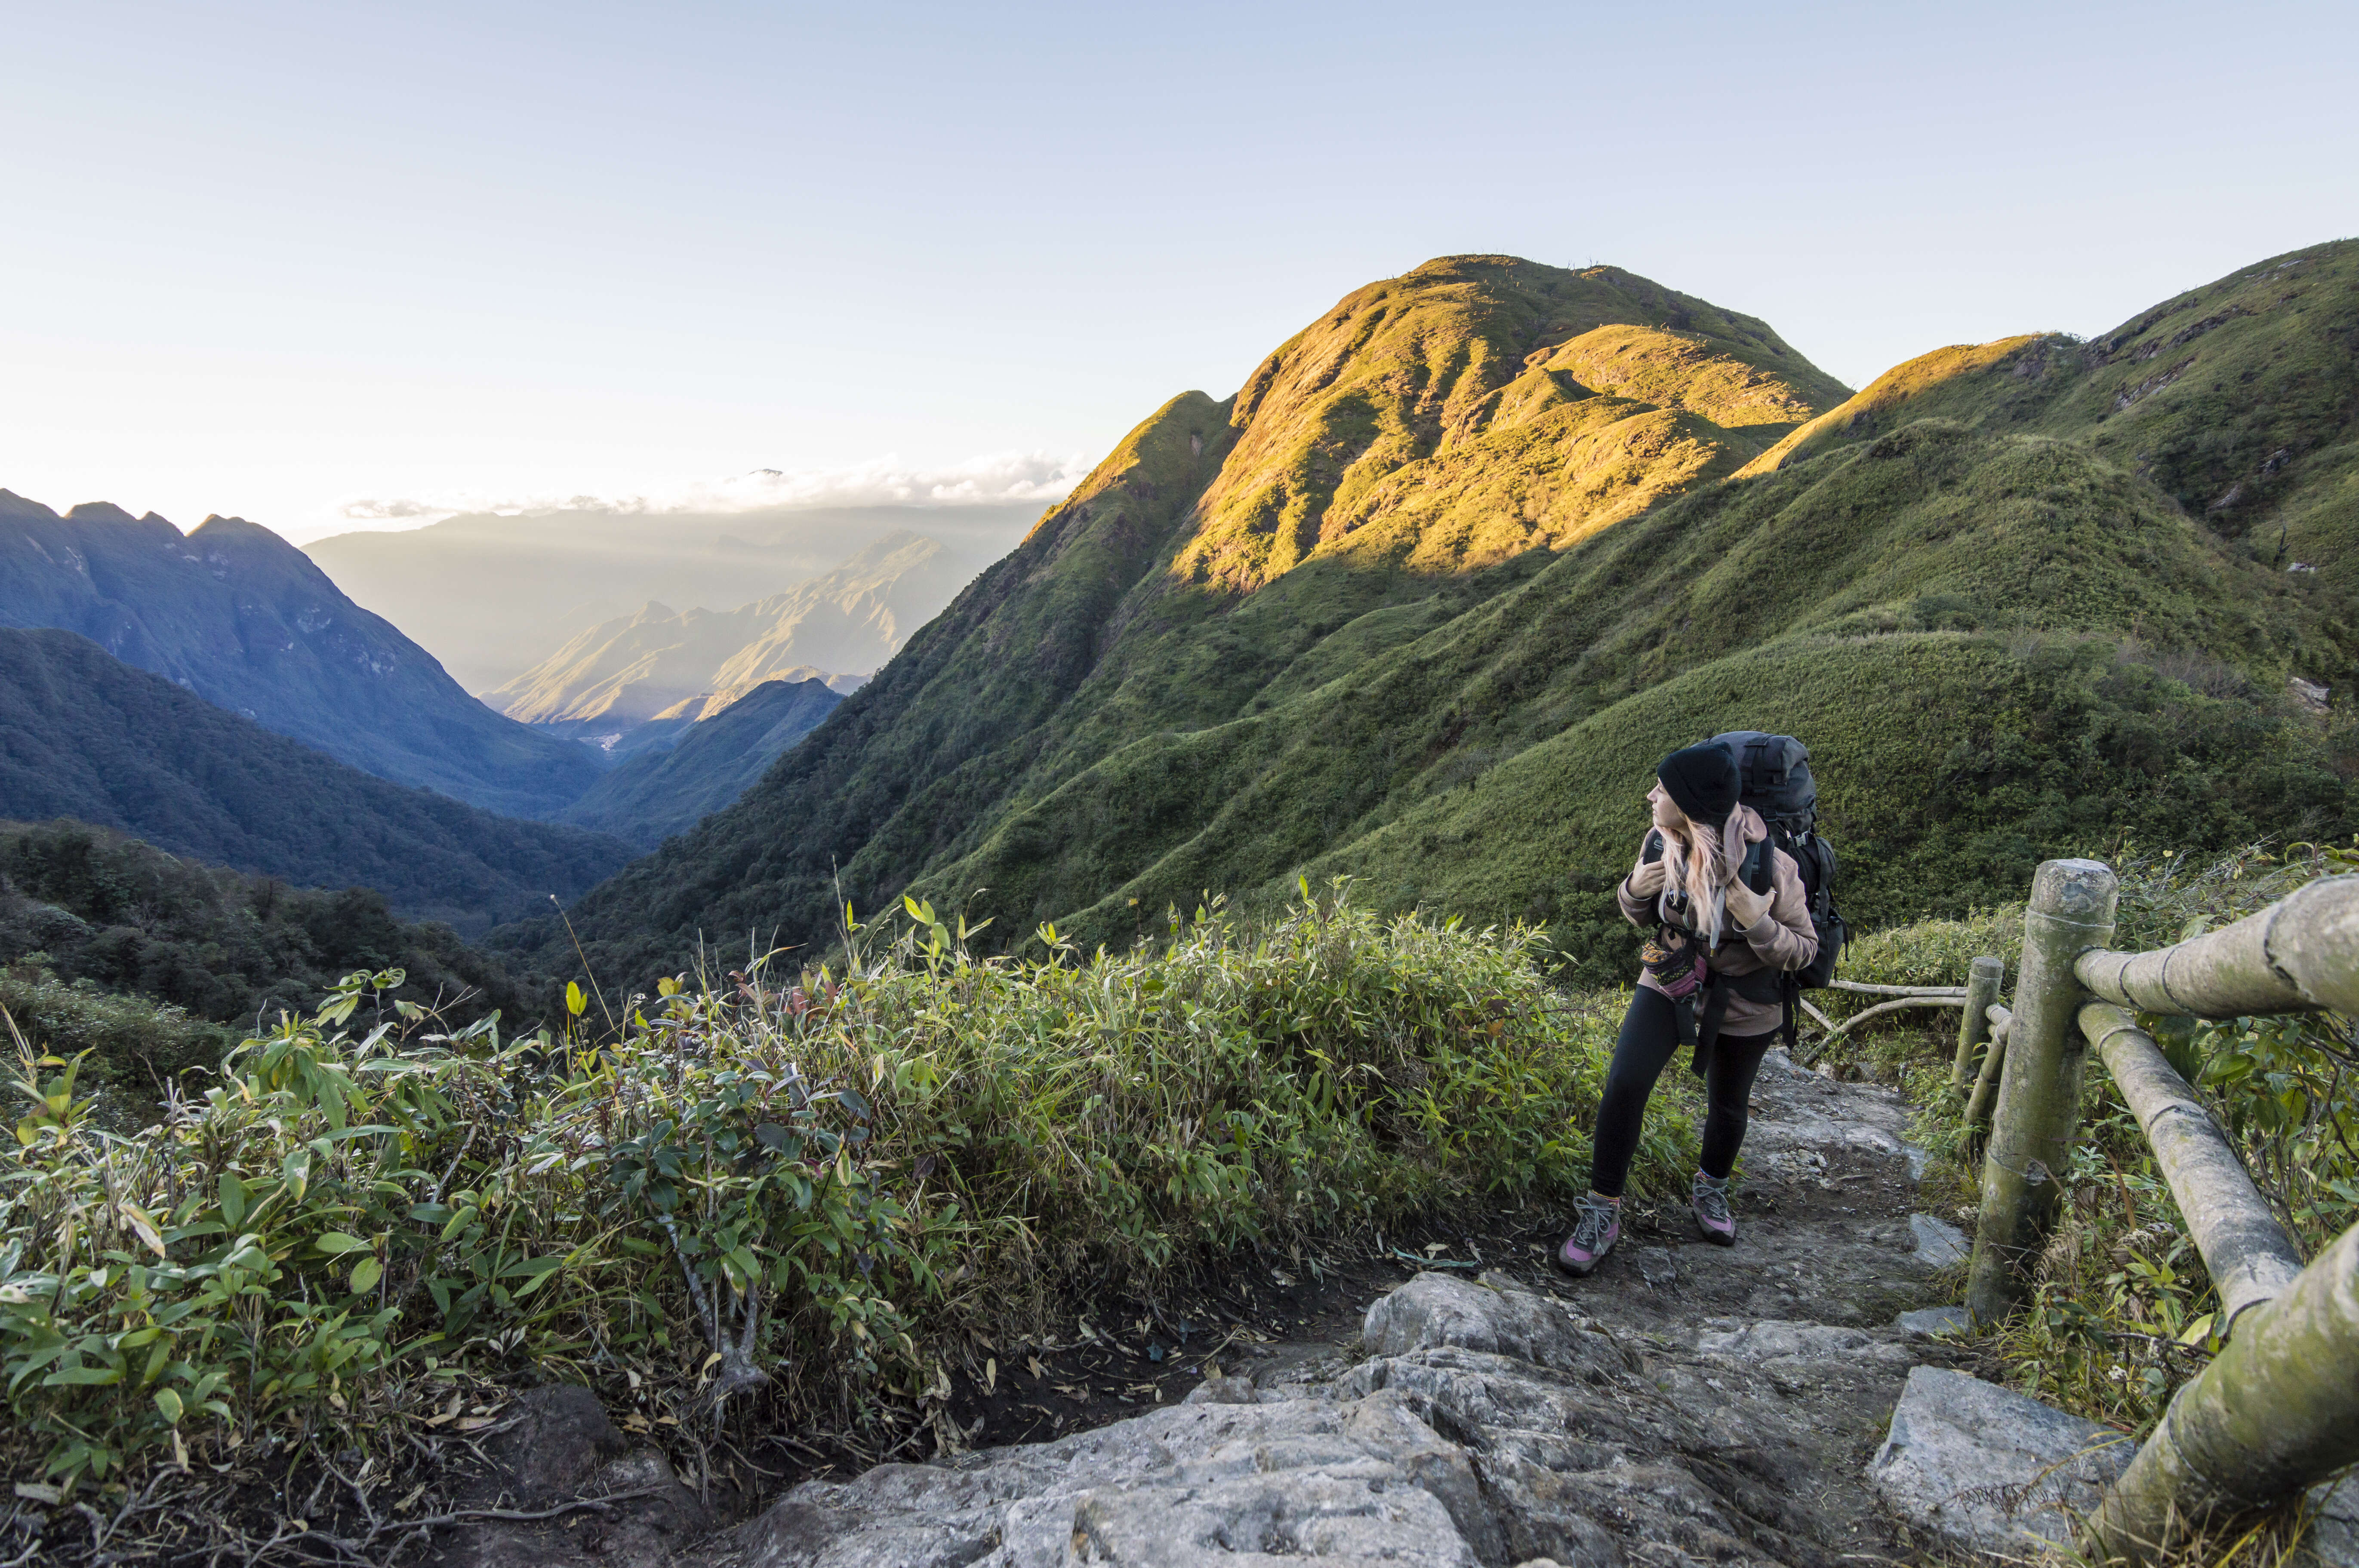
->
[[0, 494, 601, 819], [0, 627, 632, 933], [532, 245, 2359, 990], [307, 503, 1039, 692], [486, 532, 970, 746], [555, 676, 844, 847]]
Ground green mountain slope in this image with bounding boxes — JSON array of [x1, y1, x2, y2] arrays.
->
[[1743, 240, 2359, 589], [538, 247, 2356, 990], [0, 493, 600, 818], [0, 628, 633, 932], [555, 677, 844, 847]]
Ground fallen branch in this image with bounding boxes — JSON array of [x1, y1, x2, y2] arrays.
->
[[1810, 995, 1966, 1052], [376, 1485, 672, 1535], [1826, 980, 1969, 998]]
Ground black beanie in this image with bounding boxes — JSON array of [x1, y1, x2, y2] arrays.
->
[[1657, 742, 1739, 828]]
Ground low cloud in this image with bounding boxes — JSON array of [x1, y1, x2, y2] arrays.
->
[[336, 450, 1089, 529], [336, 497, 453, 520]]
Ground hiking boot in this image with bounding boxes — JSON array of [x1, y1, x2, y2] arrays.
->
[[1692, 1172, 1737, 1245], [1554, 1195, 1622, 1277]]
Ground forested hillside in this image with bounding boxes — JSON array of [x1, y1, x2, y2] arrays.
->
[[0, 628, 632, 932], [525, 247, 2359, 990], [0, 494, 600, 817], [555, 676, 843, 845], [0, 821, 533, 1085]]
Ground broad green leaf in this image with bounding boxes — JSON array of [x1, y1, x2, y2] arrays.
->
[[349, 1257, 383, 1295], [314, 1233, 371, 1256], [154, 1387, 184, 1425]]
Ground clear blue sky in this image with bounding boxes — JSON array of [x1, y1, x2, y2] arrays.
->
[[4, 0, 2353, 541]]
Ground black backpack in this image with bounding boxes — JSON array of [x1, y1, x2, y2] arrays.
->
[[1709, 730, 1846, 991]]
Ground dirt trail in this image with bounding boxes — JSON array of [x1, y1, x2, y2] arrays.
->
[[1188, 1046, 1974, 1558]]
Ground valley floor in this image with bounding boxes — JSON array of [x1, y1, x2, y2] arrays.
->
[[428, 1050, 1993, 1567]]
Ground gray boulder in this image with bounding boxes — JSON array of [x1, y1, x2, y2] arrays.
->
[[1869, 1365, 2134, 1554], [1907, 1213, 1971, 1268]]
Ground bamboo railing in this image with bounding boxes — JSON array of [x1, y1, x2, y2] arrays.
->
[[1946, 864, 2359, 1564]]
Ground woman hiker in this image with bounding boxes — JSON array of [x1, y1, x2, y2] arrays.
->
[[1556, 741, 1820, 1276]]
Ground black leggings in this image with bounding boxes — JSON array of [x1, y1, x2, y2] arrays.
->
[[1587, 986, 1775, 1199]]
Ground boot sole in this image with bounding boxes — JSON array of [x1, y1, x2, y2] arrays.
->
[[1553, 1247, 1611, 1278]]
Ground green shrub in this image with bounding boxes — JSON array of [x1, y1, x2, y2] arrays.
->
[[1839, 906, 2023, 993], [0, 888, 1672, 1490], [0, 956, 231, 1095]]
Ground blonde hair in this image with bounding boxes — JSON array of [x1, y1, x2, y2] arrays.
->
[[1659, 801, 1731, 938]]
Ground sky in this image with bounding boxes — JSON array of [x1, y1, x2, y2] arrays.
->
[[3, 0, 2354, 544]]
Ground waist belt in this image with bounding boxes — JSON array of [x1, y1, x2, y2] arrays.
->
[[1678, 960, 1789, 1078]]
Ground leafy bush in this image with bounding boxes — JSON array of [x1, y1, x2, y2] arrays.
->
[[0, 957, 232, 1096], [0, 888, 1670, 1491], [1839, 906, 2022, 993]]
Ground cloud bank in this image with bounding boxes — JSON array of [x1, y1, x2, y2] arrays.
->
[[336, 450, 1090, 531]]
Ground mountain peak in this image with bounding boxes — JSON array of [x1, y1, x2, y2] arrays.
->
[[1179, 255, 1851, 591], [62, 501, 145, 527]]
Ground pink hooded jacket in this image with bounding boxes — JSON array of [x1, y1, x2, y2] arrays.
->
[[1614, 802, 1819, 1037]]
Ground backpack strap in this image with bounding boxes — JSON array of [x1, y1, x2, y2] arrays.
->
[[1738, 839, 1773, 895]]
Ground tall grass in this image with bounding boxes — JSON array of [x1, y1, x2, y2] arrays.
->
[[0, 886, 1672, 1492]]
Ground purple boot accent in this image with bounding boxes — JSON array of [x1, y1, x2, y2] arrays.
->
[[1692, 1172, 1737, 1245], [1554, 1195, 1622, 1277]]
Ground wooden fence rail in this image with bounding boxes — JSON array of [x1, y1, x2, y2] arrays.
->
[[1945, 863, 2359, 1564]]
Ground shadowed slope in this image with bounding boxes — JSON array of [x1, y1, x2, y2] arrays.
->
[[0, 629, 633, 932], [555, 677, 844, 848]]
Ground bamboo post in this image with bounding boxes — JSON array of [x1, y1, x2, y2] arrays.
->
[[1950, 955, 2004, 1100], [2082, 1218, 2359, 1564], [2080, 1002, 2303, 1333], [1966, 859, 2117, 1323], [1962, 1004, 2009, 1136]]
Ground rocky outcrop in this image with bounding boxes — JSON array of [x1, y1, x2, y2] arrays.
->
[[1868, 1366, 2134, 1555], [711, 1271, 1931, 1567]]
